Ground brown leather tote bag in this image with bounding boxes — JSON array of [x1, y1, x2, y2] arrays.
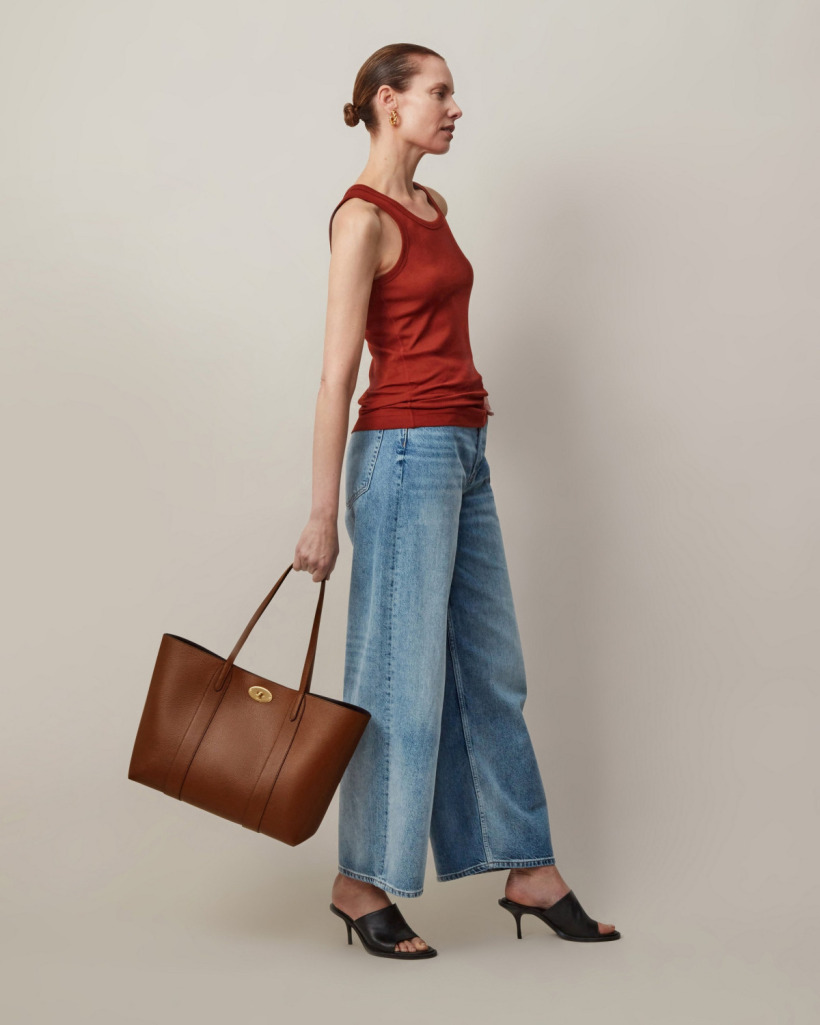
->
[[128, 563, 371, 846]]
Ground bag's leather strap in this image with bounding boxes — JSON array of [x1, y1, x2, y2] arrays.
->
[[163, 564, 326, 800], [240, 684, 306, 831]]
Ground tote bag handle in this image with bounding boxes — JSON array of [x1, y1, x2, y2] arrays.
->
[[211, 564, 325, 722]]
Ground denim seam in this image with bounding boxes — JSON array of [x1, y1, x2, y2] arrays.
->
[[337, 864, 424, 898], [466, 438, 479, 485], [346, 429, 383, 510], [466, 427, 488, 488], [436, 857, 556, 883], [379, 437, 405, 883], [446, 604, 493, 865]]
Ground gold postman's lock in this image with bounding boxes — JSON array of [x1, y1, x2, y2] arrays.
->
[[248, 685, 273, 703]]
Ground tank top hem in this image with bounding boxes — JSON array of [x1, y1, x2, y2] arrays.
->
[[352, 407, 488, 432]]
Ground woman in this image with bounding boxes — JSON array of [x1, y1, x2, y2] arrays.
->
[[294, 43, 619, 959]]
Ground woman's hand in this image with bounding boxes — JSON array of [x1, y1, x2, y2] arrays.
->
[[484, 395, 494, 416], [294, 513, 340, 583]]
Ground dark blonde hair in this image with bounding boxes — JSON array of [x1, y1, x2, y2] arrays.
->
[[343, 43, 443, 133]]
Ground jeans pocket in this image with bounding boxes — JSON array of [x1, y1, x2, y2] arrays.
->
[[345, 429, 384, 510]]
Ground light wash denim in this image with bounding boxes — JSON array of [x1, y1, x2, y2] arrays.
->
[[338, 423, 555, 898]]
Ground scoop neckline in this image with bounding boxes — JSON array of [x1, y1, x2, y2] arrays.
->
[[348, 181, 444, 227]]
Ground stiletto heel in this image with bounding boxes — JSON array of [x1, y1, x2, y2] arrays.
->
[[498, 892, 621, 942], [329, 902, 438, 959], [507, 906, 524, 939]]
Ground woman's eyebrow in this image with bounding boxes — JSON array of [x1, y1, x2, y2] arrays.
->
[[430, 82, 454, 94]]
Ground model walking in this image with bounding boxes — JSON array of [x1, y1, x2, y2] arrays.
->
[[294, 43, 619, 959]]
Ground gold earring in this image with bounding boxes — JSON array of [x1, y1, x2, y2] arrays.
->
[[389, 108, 399, 127]]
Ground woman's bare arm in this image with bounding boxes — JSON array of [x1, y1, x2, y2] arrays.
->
[[293, 200, 381, 582]]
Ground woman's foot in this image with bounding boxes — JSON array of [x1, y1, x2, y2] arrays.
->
[[504, 865, 617, 936], [331, 873, 430, 953]]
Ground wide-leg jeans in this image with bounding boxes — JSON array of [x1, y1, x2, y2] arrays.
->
[[338, 423, 555, 898]]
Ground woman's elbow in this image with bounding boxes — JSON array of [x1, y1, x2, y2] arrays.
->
[[318, 374, 356, 404]]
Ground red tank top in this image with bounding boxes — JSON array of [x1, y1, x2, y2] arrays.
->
[[328, 182, 489, 433]]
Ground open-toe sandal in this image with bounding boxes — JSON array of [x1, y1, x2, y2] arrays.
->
[[330, 901, 438, 958], [498, 891, 621, 942]]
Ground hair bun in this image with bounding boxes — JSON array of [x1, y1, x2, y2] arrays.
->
[[343, 101, 360, 127]]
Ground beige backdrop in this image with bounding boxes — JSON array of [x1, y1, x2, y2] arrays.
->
[[2, 1, 818, 1022]]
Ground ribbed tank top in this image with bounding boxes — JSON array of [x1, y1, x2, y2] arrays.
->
[[328, 182, 489, 433]]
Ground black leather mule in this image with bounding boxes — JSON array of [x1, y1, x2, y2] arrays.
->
[[498, 891, 621, 942], [329, 901, 438, 958]]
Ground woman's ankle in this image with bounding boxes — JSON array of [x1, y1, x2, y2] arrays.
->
[[508, 865, 559, 880], [333, 872, 385, 898]]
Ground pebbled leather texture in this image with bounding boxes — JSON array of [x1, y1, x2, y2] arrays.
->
[[128, 565, 372, 847]]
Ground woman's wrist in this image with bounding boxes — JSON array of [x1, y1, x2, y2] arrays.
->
[[309, 504, 339, 525]]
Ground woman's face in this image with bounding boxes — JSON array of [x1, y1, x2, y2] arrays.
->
[[386, 56, 463, 151]]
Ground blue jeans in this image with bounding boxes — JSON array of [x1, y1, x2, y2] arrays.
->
[[339, 423, 555, 898]]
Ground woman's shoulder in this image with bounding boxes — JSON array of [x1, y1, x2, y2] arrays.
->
[[328, 193, 384, 252]]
